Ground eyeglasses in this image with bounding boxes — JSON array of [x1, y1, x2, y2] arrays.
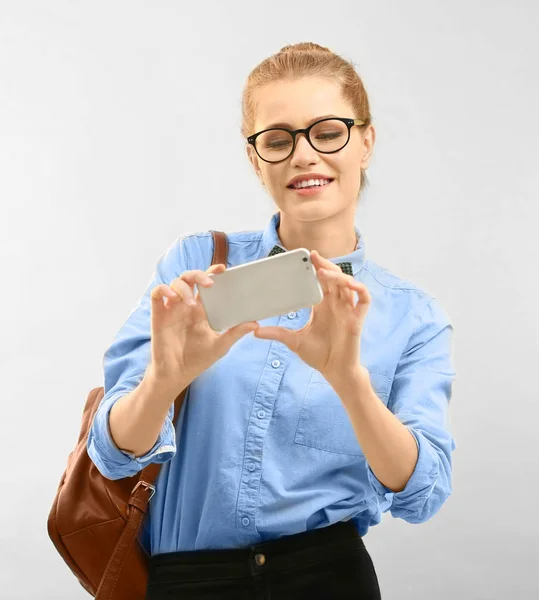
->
[[247, 117, 365, 164]]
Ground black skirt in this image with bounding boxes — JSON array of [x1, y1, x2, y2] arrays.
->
[[145, 520, 382, 599]]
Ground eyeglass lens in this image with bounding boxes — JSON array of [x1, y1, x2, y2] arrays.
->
[[255, 119, 349, 162]]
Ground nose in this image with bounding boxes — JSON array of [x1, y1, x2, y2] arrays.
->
[[290, 132, 319, 165]]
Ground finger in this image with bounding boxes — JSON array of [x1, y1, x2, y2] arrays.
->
[[206, 263, 226, 275], [336, 274, 356, 306], [311, 250, 341, 272], [346, 279, 370, 299], [171, 271, 214, 305], [150, 283, 183, 310], [179, 270, 215, 287], [192, 264, 225, 300], [217, 321, 260, 353], [325, 270, 343, 307], [151, 283, 180, 303], [342, 285, 356, 307], [321, 269, 356, 309], [346, 280, 371, 315], [254, 326, 296, 350], [170, 277, 199, 306], [317, 268, 331, 295], [318, 268, 342, 301]]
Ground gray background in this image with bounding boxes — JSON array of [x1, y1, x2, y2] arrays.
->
[[1, 1, 538, 598]]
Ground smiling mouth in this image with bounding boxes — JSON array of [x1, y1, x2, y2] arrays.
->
[[287, 178, 334, 190]]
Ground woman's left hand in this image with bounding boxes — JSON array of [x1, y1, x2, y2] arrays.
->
[[253, 249, 371, 380]]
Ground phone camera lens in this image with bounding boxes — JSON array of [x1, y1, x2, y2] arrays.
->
[[302, 257, 308, 262]]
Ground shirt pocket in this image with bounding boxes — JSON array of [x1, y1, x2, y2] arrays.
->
[[294, 370, 392, 456]]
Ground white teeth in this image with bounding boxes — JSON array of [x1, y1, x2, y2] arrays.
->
[[292, 178, 331, 189]]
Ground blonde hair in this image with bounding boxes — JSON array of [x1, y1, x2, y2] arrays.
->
[[241, 42, 372, 197]]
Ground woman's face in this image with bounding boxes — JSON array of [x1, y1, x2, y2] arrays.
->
[[247, 76, 375, 221]]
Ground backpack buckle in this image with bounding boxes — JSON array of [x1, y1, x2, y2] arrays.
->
[[132, 480, 156, 502]]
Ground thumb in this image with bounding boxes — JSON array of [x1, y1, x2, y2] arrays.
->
[[206, 263, 226, 275], [253, 326, 293, 349], [216, 321, 259, 352]]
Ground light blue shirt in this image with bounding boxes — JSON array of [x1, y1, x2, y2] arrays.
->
[[87, 211, 457, 555]]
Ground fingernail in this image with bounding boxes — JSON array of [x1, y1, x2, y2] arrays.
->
[[187, 298, 196, 306]]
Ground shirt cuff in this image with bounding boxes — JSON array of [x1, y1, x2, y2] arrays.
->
[[87, 390, 176, 479], [367, 427, 438, 507]]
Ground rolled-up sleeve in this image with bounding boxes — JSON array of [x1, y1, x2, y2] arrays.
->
[[367, 296, 457, 523], [87, 236, 191, 480]]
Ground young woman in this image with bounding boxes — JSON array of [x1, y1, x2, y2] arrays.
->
[[88, 42, 456, 599]]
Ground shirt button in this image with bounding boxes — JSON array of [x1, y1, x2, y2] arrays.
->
[[257, 410, 266, 419], [287, 311, 296, 319], [254, 553, 266, 566], [247, 463, 256, 472], [271, 359, 280, 368], [242, 517, 250, 527]]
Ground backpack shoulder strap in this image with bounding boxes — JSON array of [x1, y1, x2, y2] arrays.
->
[[94, 230, 229, 599], [210, 230, 228, 267]]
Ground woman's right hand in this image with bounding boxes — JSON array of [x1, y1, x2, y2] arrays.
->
[[147, 264, 259, 389]]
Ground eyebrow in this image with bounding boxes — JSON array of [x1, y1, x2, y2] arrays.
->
[[263, 114, 339, 130]]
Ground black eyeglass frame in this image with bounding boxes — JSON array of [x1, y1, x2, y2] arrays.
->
[[247, 117, 366, 164]]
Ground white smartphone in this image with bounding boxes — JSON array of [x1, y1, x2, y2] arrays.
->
[[198, 248, 324, 332]]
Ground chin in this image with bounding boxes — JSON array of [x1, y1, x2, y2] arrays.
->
[[286, 203, 339, 222]]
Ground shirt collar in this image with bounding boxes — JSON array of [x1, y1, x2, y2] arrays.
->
[[261, 211, 366, 276]]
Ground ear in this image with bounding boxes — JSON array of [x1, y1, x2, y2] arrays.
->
[[359, 124, 376, 170], [246, 144, 265, 185]]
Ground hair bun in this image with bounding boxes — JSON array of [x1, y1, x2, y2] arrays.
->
[[279, 42, 332, 54]]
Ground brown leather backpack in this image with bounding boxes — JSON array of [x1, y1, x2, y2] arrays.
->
[[47, 231, 229, 599]]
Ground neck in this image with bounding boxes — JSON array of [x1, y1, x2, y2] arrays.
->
[[276, 209, 358, 259]]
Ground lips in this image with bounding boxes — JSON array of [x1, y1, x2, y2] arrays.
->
[[286, 173, 335, 188], [287, 179, 334, 196], [289, 179, 333, 190]]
